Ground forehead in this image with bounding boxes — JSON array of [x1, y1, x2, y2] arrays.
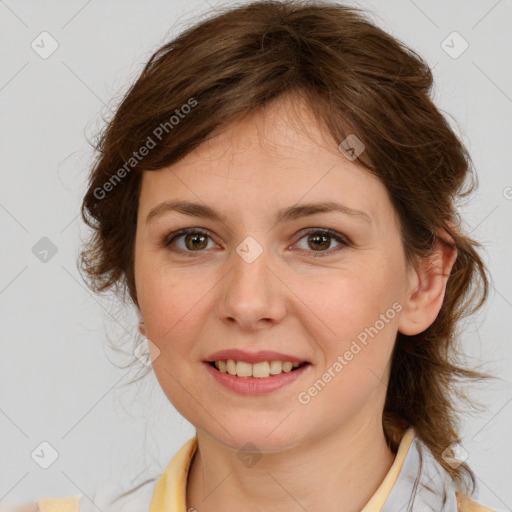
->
[[138, 96, 393, 231], [188, 96, 343, 167]]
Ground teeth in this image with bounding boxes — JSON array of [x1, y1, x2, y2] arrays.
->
[[214, 359, 304, 378], [236, 361, 252, 377], [270, 360, 283, 375], [226, 359, 237, 375]]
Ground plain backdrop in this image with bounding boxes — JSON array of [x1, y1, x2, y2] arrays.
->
[[1, 0, 511, 510]]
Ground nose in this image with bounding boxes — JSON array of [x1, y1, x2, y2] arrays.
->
[[217, 239, 287, 331]]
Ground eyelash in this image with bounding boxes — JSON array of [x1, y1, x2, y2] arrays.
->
[[162, 227, 351, 258]]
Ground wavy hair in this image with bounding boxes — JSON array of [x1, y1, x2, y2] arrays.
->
[[79, 0, 491, 494]]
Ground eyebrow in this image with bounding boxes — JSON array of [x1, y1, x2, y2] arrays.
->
[[146, 199, 371, 225]]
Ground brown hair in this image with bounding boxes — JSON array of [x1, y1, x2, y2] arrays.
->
[[79, 0, 490, 493]]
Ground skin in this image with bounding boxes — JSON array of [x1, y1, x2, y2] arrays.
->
[[134, 95, 457, 512]]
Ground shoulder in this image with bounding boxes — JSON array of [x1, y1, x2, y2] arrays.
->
[[6, 477, 158, 512], [3, 498, 80, 512], [457, 492, 497, 512], [3, 502, 39, 512]]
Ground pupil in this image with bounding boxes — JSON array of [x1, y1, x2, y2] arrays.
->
[[310, 234, 329, 250], [186, 233, 330, 251], [187, 233, 207, 250]]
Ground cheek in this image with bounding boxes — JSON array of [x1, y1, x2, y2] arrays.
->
[[303, 265, 399, 345], [297, 275, 399, 424], [135, 258, 211, 358], [297, 259, 401, 402]]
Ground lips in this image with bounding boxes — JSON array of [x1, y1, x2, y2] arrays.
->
[[203, 359, 311, 395], [204, 348, 309, 364]]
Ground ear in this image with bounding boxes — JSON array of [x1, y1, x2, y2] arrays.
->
[[397, 229, 458, 336]]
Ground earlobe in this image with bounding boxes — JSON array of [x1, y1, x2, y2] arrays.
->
[[397, 229, 458, 336]]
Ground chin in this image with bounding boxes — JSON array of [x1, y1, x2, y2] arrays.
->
[[200, 422, 306, 454]]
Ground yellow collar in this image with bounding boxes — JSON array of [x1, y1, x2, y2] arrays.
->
[[149, 429, 415, 512]]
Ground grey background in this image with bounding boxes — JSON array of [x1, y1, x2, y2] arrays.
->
[[1, 0, 511, 510]]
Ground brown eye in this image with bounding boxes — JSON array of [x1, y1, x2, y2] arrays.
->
[[163, 228, 215, 254], [307, 233, 331, 251], [162, 227, 350, 258], [295, 228, 350, 256], [183, 232, 208, 251]]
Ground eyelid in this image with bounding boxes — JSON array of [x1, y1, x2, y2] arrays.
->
[[162, 226, 351, 256], [162, 227, 216, 249], [296, 227, 352, 247]]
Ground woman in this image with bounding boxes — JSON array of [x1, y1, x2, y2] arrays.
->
[[26, 0, 497, 510]]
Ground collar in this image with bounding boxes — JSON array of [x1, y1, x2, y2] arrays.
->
[[148, 428, 459, 512], [379, 433, 460, 511]]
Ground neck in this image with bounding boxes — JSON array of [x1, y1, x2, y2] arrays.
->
[[186, 419, 396, 512]]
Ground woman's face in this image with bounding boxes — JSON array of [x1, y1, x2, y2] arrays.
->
[[134, 97, 416, 451]]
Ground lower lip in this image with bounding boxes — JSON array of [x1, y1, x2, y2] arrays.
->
[[203, 362, 311, 395]]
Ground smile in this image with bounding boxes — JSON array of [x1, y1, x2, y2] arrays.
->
[[204, 360, 311, 395], [209, 359, 308, 378]]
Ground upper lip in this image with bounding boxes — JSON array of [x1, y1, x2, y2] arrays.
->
[[205, 349, 309, 364]]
